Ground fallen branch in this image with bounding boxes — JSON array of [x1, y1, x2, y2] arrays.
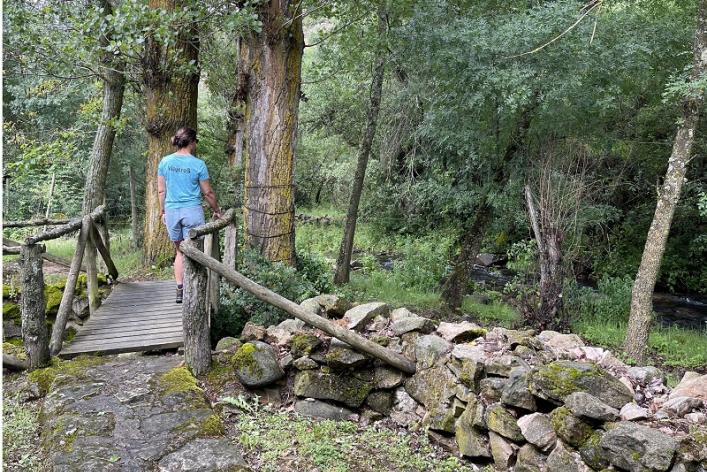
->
[[2, 354, 29, 371]]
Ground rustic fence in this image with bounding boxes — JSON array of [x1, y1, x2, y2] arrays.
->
[[3, 205, 117, 367]]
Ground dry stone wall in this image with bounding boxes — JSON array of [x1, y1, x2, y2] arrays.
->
[[218, 294, 707, 472]]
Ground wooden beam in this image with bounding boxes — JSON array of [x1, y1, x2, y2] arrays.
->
[[180, 241, 417, 374], [181, 238, 211, 376], [90, 224, 118, 280], [187, 208, 235, 239], [26, 205, 104, 245], [3, 245, 23, 255], [4, 218, 70, 228], [20, 244, 50, 369], [2, 354, 29, 371], [49, 215, 91, 355], [2, 238, 81, 270]]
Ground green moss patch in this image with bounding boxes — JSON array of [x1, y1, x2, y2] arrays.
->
[[3, 342, 27, 361], [28, 355, 106, 396], [231, 343, 263, 377], [158, 366, 204, 396], [3, 302, 21, 322], [198, 415, 225, 437]]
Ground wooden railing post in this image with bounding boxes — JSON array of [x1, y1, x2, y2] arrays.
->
[[85, 222, 100, 316], [20, 244, 50, 368], [205, 230, 221, 315], [223, 211, 238, 270], [181, 238, 211, 375], [49, 215, 91, 355]]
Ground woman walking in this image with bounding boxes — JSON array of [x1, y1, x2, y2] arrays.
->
[[157, 127, 221, 303]]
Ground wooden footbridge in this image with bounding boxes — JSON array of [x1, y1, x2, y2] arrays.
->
[[4, 207, 416, 376]]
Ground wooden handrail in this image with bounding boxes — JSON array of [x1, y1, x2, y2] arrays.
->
[[26, 205, 104, 245], [180, 240, 417, 375], [4, 218, 71, 228], [187, 208, 235, 239]]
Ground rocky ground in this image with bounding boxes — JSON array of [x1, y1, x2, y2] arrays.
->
[[4, 293, 707, 471]]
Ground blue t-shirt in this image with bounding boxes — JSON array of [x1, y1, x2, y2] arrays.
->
[[157, 154, 210, 209]]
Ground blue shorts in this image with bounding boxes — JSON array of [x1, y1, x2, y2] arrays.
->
[[165, 206, 205, 241]]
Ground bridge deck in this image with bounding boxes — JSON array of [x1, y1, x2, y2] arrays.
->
[[59, 280, 183, 359]]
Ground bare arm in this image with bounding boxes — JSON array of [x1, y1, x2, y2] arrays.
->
[[199, 179, 222, 218], [158, 175, 166, 218]]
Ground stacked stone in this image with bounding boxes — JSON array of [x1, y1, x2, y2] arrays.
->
[[217, 295, 707, 472]]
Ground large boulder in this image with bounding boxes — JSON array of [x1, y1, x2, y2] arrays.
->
[[343, 302, 389, 330], [528, 360, 633, 409], [517, 413, 556, 451], [436, 321, 487, 342], [366, 391, 394, 415], [326, 340, 368, 369], [564, 392, 619, 422], [485, 403, 524, 442], [670, 372, 707, 401], [485, 354, 529, 377], [295, 399, 353, 420], [373, 366, 404, 389], [404, 365, 457, 408], [215, 337, 241, 352], [547, 441, 592, 472], [599, 422, 678, 472], [426, 398, 466, 433], [489, 431, 517, 470], [550, 407, 593, 448], [501, 368, 537, 411], [390, 315, 435, 336], [232, 341, 284, 388], [515, 444, 548, 472], [290, 334, 321, 358], [294, 370, 373, 408], [455, 405, 491, 458], [157, 439, 250, 472], [415, 335, 452, 369], [311, 294, 351, 317]]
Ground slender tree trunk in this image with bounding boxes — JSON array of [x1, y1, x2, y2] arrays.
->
[[129, 166, 140, 248], [525, 185, 564, 330], [239, 1, 304, 266], [82, 0, 126, 313], [142, 0, 200, 265], [441, 206, 492, 310], [43, 173, 55, 232], [625, 0, 706, 362], [334, 8, 388, 284]]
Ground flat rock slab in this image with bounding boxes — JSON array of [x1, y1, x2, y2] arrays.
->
[[39, 354, 250, 471]]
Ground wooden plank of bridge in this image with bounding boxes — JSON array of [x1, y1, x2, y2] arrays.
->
[[59, 280, 183, 359]]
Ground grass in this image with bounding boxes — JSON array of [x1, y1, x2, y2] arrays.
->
[[235, 405, 480, 472], [3, 392, 43, 471], [462, 296, 520, 329]]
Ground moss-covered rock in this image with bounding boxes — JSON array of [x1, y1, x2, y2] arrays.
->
[[3, 301, 21, 322], [404, 364, 457, 408], [28, 355, 106, 396], [528, 360, 633, 409], [290, 334, 321, 358], [294, 370, 373, 408], [578, 430, 609, 470], [44, 284, 64, 316], [3, 284, 20, 300], [599, 422, 678, 472], [231, 341, 284, 388], [550, 406, 594, 448], [485, 403, 524, 441], [455, 401, 491, 458], [197, 415, 225, 437], [366, 391, 394, 415], [158, 366, 204, 396], [3, 342, 27, 361]]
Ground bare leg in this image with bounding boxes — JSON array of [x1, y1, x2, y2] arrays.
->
[[174, 241, 184, 285]]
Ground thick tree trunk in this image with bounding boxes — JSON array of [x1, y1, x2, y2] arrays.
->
[[239, 1, 304, 266], [129, 166, 140, 248], [142, 0, 200, 265], [20, 244, 50, 369], [441, 206, 492, 310], [334, 9, 388, 284], [625, 0, 706, 362]]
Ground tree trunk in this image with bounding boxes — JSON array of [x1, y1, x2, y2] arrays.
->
[[129, 166, 140, 248], [441, 206, 492, 310], [142, 0, 200, 265], [20, 244, 50, 369], [625, 0, 706, 362], [43, 173, 56, 232], [334, 8, 388, 284], [81, 0, 126, 313], [181, 238, 211, 376], [239, 1, 304, 266]]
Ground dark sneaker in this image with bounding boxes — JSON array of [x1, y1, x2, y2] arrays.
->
[[176, 287, 183, 304]]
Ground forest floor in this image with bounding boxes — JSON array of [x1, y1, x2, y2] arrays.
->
[[2, 353, 478, 472]]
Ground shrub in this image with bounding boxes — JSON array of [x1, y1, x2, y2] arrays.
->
[[564, 275, 633, 324], [212, 249, 329, 342]]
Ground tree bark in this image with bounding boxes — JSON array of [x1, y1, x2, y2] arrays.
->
[[49, 216, 91, 355], [20, 244, 50, 369], [239, 0, 304, 266], [441, 206, 492, 310], [334, 8, 388, 284], [625, 0, 706, 362], [181, 238, 211, 376], [82, 0, 126, 313], [180, 241, 416, 374], [129, 166, 140, 248], [43, 173, 56, 232], [142, 0, 200, 265]]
